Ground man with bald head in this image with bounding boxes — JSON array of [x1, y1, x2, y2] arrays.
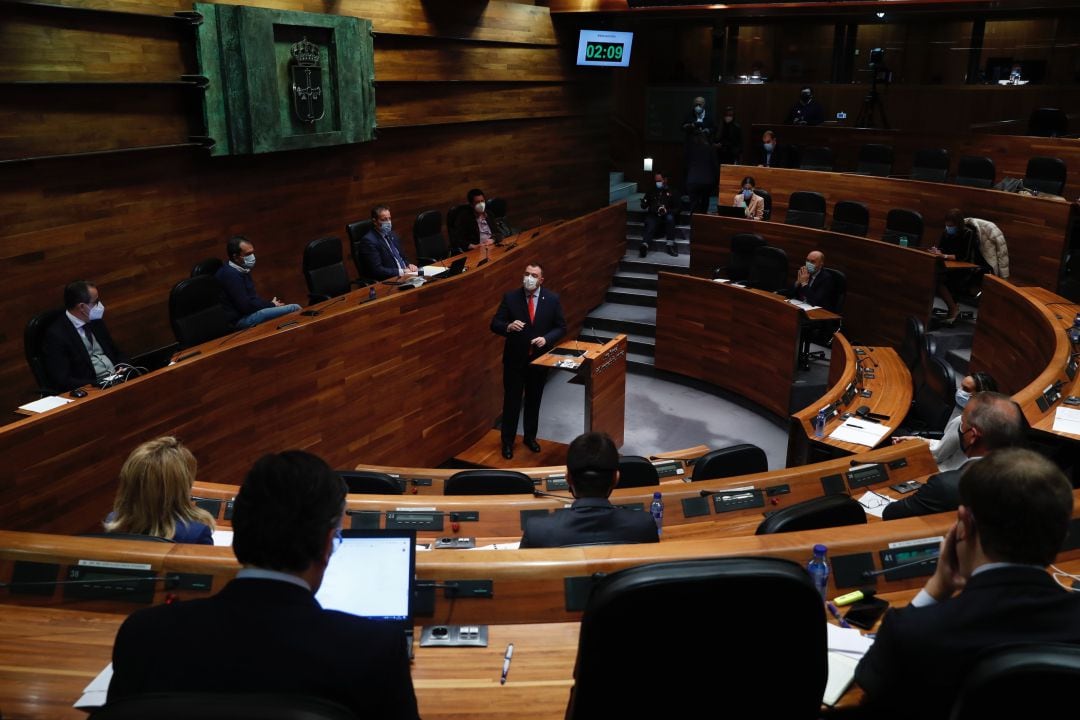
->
[[792, 250, 840, 311], [883, 391, 1026, 520]]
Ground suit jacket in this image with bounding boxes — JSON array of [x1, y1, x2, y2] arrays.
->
[[681, 109, 717, 140], [881, 462, 972, 520], [732, 192, 765, 220], [520, 497, 660, 548], [855, 566, 1080, 720], [754, 142, 796, 168], [452, 212, 505, 251], [793, 268, 840, 311], [358, 227, 410, 281], [42, 314, 126, 392], [490, 287, 567, 367], [108, 578, 419, 720]]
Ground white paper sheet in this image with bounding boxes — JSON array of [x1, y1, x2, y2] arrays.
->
[[421, 265, 448, 277], [18, 395, 73, 414], [1052, 406, 1080, 437], [73, 663, 112, 709], [829, 420, 891, 447], [856, 490, 895, 519], [827, 622, 875, 657], [211, 529, 234, 547], [823, 651, 861, 706], [787, 299, 821, 311]]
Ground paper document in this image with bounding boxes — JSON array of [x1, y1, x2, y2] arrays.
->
[[829, 420, 891, 447], [856, 490, 895, 519], [74, 663, 112, 709], [827, 622, 875, 657], [787, 299, 821, 311], [471, 541, 521, 551], [1052, 407, 1080, 437], [212, 529, 234, 547], [712, 278, 730, 283], [824, 652, 860, 706], [421, 265, 448, 277], [18, 395, 73, 414]]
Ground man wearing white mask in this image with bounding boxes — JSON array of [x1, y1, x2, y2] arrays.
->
[[490, 263, 567, 460], [454, 188, 505, 251], [792, 250, 840, 311], [215, 235, 300, 329], [357, 205, 418, 281], [44, 280, 129, 392]]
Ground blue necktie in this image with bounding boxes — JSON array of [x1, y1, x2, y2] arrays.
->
[[384, 234, 405, 269]]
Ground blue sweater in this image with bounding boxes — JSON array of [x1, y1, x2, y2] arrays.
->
[[215, 263, 272, 323]]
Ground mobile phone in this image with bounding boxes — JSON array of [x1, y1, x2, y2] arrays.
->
[[844, 597, 889, 630]]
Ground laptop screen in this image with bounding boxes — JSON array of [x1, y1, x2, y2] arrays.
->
[[315, 529, 416, 623]]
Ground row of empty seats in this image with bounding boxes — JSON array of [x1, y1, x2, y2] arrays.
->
[[750, 188, 928, 246]]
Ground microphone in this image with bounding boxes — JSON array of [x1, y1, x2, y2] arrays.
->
[[532, 490, 573, 503], [216, 325, 254, 348], [174, 350, 201, 363], [699, 488, 758, 497], [861, 553, 940, 579], [858, 349, 880, 368], [0, 573, 180, 589]]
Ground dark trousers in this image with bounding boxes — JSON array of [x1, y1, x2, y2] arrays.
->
[[501, 364, 548, 443], [643, 213, 677, 245], [685, 183, 712, 214]]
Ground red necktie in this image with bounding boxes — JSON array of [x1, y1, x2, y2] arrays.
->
[[528, 293, 536, 323]]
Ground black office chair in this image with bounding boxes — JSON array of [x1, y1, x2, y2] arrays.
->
[[565, 557, 827, 720], [785, 191, 826, 229], [89, 692, 357, 720], [949, 643, 1080, 720], [911, 148, 950, 183], [1023, 156, 1067, 196], [190, 257, 223, 277], [904, 355, 958, 433], [338, 470, 406, 495], [345, 219, 374, 282], [168, 274, 232, 348], [857, 143, 894, 177], [801, 267, 846, 364], [714, 233, 766, 281], [955, 156, 995, 188], [798, 146, 834, 172], [616, 456, 659, 488], [882, 208, 924, 247], [753, 188, 772, 221], [830, 200, 870, 236], [446, 203, 471, 252], [302, 236, 364, 304], [899, 316, 928, 371], [79, 532, 175, 543], [691, 444, 768, 481], [413, 210, 451, 265], [1028, 107, 1069, 137], [747, 245, 789, 292], [444, 470, 535, 495], [755, 494, 867, 535], [24, 307, 64, 396], [487, 197, 507, 220]]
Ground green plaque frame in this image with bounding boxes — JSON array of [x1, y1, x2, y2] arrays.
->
[[195, 3, 375, 156]]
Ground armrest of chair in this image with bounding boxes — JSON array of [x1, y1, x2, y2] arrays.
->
[[349, 278, 372, 288], [416, 256, 437, 267], [307, 292, 332, 305]]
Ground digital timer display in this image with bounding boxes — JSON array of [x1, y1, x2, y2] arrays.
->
[[585, 41, 624, 62], [576, 30, 633, 67]]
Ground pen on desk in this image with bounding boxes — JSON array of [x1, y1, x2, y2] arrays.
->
[[847, 423, 865, 429], [826, 601, 852, 629], [500, 643, 514, 685]]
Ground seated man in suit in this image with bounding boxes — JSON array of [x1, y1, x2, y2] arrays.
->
[[520, 432, 660, 548], [883, 391, 1024, 520], [792, 251, 840, 311], [358, 205, 418, 281], [43, 280, 128, 392], [755, 129, 795, 168], [107, 450, 420, 720], [453, 188, 505, 251], [855, 448, 1080, 720], [214, 235, 301, 329]]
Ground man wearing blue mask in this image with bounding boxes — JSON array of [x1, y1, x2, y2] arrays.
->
[[756, 130, 794, 168], [215, 235, 301, 329], [358, 205, 418, 281], [43, 280, 129, 392], [639, 171, 681, 258], [792, 250, 840, 311]]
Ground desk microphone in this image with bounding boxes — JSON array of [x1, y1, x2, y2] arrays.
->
[[0, 573, 180, 589], [861, 552, 940, 579], [174, 350, 201, 363], [858, 350, 880, 368], [276, 320, 300, 330], [304, 295, 347, 316], [532, 490, 573, 503]]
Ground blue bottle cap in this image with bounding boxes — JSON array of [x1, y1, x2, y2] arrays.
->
[[813, 543, 827, 555]]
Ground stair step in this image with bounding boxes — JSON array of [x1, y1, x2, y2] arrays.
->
[[606, 287, 658, 307], [609, 181, 638, 205], [586, 304, 657, 337], [608, 171, 625, 185], [584, 328, 656, 357], [612, 271, 658, 290], [619, 256, 691, 274], [945, 347, 971, 377], [626, 351, 655, 370]]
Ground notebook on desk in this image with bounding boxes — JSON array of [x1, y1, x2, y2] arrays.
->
[[315, 529, 417, 659], [715, 205, 749, 219]]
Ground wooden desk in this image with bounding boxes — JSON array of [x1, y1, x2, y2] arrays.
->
[[717, 165, 1074, 291], [0, 205, 627, 535], [654, 272, 838, 418], [748, 124, 1080, 201], [691, 214, 937, 348]]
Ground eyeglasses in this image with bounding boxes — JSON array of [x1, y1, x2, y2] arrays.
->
[[858, 491, 892, 510], [332, 529, 343, 555]]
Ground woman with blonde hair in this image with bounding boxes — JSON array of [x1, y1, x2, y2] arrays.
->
[[104, 436, 215, 544]]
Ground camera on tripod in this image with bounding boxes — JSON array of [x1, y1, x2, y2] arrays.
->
[[869, 48, 893, 85]]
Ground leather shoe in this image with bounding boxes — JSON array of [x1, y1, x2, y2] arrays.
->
[[639, 243, 648, 258], [524, 438, 541, 453], [667, 244, 678, 257], [501, 443, 514, 460]]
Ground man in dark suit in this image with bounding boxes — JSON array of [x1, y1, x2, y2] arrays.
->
[[452, 188, 505, 252], [43, 280, 128, 392], [358, 204, 418, 281], [520, 432, 659, 548], [856, 448, 1080, 720], [792, 250, 840, 310], [107, 451, 419, 720], [883, 392, 1024, 520], [490, 262, 567, 459], [755, 129, 796, 168]]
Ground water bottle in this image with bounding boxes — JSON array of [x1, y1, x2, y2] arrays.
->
[[814, 408, 827, 438], [807, 544, 830, 600], [650, 492, 664, 537], [898, 235, 909, 248]]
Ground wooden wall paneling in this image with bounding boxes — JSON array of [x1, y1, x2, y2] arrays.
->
[[716, 165, 1073, 290], [0, 205, 626, 535], [374, 43, 569, 83], [690, 214, 938, 348], [375, 82, 595, 127]]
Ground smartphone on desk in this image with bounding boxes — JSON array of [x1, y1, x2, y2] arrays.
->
[[844, 597, 890, 630]]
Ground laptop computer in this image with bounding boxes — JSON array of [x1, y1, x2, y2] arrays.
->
[[424, 257, 467, 280], [315, 529, 417, 659], [715, 205, 748, 219]]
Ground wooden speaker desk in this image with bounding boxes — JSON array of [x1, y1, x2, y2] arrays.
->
[[531, 335, 627, 446]]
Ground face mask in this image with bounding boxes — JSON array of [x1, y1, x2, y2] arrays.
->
[[242, 254, 256, 269], [523, 275, 539, 292], [88, 302, 105, 321], [764, 142, 775, 153], [945, 225, 958, 236], [742, 189, 753, 200], [474, 202, 485, 213], [957, 423, 969, 453], [379, 221, 392, 234], [805, 261, 817, 275], [955, 389, 971, 409], [801, 92, 812, 101], [694, 104, 704, 114], [724, 115, 734, 123], [655, 181, 664, 189]]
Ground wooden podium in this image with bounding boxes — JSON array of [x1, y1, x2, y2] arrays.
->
[[531, 335, 628, 446]]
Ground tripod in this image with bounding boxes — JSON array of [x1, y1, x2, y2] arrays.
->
[[855, 72, 890, 129]]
